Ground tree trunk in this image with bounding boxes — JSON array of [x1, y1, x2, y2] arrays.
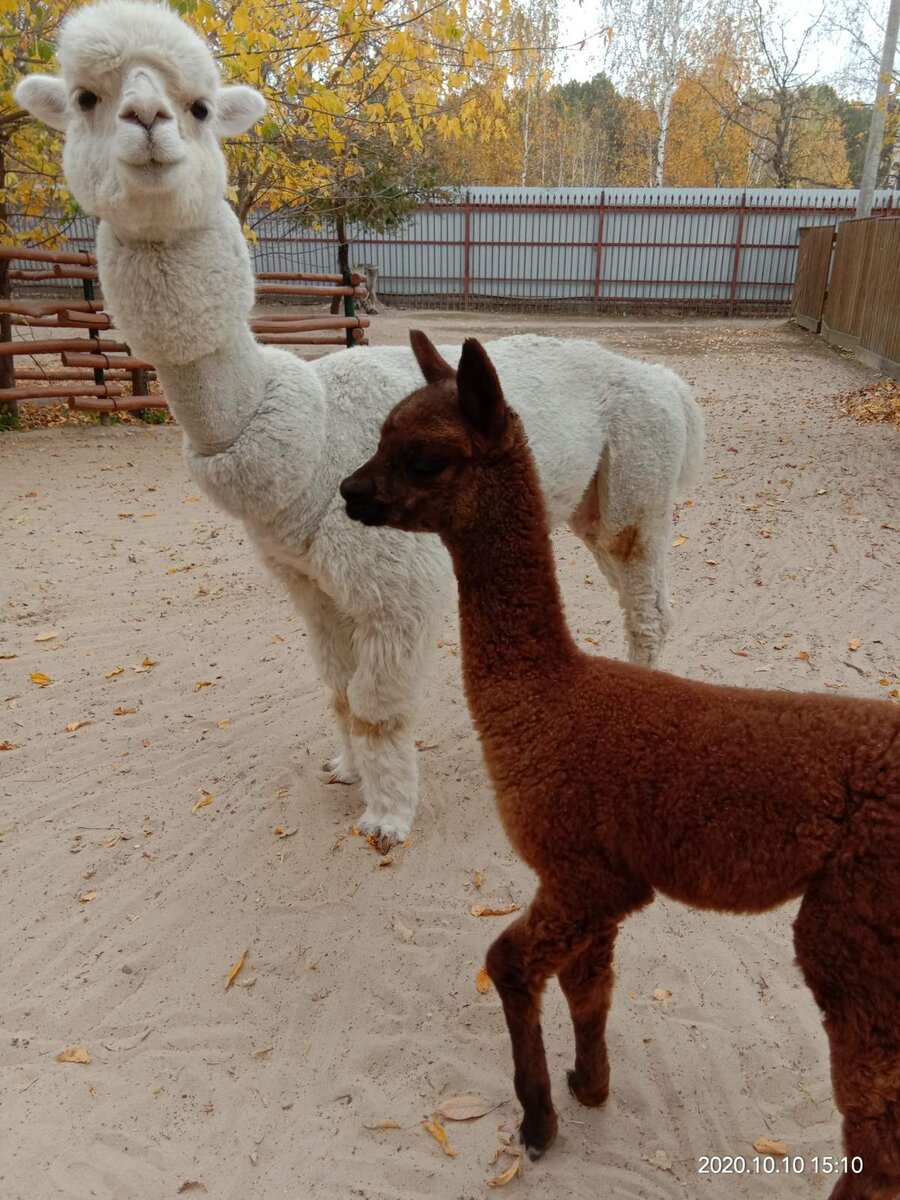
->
[[330, 212, 350, 315], [857, 0, 900, 216], [655, 86, 674, 186]]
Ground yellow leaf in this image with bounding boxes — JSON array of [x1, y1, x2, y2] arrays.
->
[[470, 903, 519, 917], [474, 870, 484, 889], [194, 680, 212, 691], [192, 791, 214, 813], [672, 535, 689, 547], [652, 987, 672, 1001], [34, 630, 59, 642], [273, 827, 298, 839], [434, 1094, 494, 1121], [80, 891, 97, 903], [847, 639, 862, 652], [796, 651, 812, 663], [488, 1157, 521, 1186], [65, 721, 92, 733], [113, 707, 136, 716], [105, 667, 124, 678], [225, 948, 248, 990], [141, 657, 157, 668], [217, 719, 232, 728], [364, 1118, 401, 1130], [57, 1046, 92, 1064], [476, 966, 493, 994], [30, 672, 52, 687], [753, 1137, 788, 1156], [422, 1116, 457, 1157]]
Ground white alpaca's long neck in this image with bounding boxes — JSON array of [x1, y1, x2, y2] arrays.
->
[[96, 202, 264, 455]]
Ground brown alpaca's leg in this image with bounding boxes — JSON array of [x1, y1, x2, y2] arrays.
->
[[558, 920, 618, 1108], [794, 862, 900, 1200], [485, 893, 588, 1160]]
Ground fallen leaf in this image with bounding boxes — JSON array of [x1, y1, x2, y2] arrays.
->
[[585, 636, 600, 645], [142, 656, 157, 668], [272, 634, 285, 645], [80, 891, 97, 903], [422, 1116, 457, 1157], [34, 630, 59, 642], [646, 1148, 674, 1171], [65, 721, 92, 733], [470, 903, 519, 918], [192, 791, 214, 813], [476, 966, 493, 994], [474, 870, 484, 889], [56, 1046, 91, 1064], [225, 948, 247, 990], [434, 1094, 495, 1121], [0, 652, 18, 659], [194, 680, 212, 691], [705, 559, 718, 566], [184, 496, 200, 504], [0, 741, 19, 751], [378, 856, 394, 867], [89, 1085, 97, 1099], [251, 1045, 273, 1057], [879, 677, 891, 686], [25, 491, 37, 498], [753, 1137, 789, 1156], [217, 719, 231, 728], [176, 1183, 206, 1195], [273, 827, 298, 839], [672, 535, 689, 547], [848, 639, 862, 652], [105, 667, 124, 678], [652, 987, 672, 1001], [113, 707, 136, 716], [795, 651, 812, 663], [364, 1118, 401, 1130], [30, 672, 52, 687], [488, 1157, 521, 1186], [760, 529, 771, 538]]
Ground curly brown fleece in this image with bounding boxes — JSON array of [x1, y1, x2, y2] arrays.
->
[[341, 332, 900, 1200]]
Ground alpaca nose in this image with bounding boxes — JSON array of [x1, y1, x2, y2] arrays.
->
[[340, 471, 376, 502], [119, 74, 172, 131]]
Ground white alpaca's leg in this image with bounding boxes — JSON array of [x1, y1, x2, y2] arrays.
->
[[346, 616, 438, 847], [278, 570, 360, 783]]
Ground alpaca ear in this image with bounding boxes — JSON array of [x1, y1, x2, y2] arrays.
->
[[214, 85, 267, 136], [15, 75, 69, 131], [409, 329, 455, 385], [456, 338, 508, 439]]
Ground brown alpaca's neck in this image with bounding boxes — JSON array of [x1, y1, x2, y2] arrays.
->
[[444, 427, 580, 696]]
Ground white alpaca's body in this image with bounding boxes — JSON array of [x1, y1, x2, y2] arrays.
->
[[18, 0, 704, 842]]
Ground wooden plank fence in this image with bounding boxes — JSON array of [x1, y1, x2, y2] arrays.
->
[[791, 215, 900, 381]]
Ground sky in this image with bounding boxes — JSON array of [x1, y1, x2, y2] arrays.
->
[[554, 0, 884, 98]]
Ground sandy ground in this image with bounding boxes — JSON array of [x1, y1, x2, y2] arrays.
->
[[1, 314, 898, 1200]]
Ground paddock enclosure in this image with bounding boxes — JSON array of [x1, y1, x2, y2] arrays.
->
[[1, 313, 897, 1198]]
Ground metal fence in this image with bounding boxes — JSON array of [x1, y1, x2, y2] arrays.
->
[[16, 186, 899, 315]]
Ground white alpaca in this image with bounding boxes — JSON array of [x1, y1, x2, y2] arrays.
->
[[17, 0, 704, 846]]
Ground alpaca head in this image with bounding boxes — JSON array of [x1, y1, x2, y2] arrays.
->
[[341, 331, 516, 535], [15, 0, 265, 241]]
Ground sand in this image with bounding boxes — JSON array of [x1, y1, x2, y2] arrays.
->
[[1, 314, 898, 1200]]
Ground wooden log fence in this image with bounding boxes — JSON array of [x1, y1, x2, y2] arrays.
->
[[0, 244, 370, 421]]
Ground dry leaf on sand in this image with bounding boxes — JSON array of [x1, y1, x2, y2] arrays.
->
[[194, 680, 212, 691], [476, 966, 493, 994], [34, 631, 58, 642], [848, 639, 862, 652], [422, 1116, 457, 1157], [192, 792, 213, 813], [65, 721, 92, 733], [470, 903, 519, 918], [364, 1118, 401, 1130], [225, 948, 248, 990], [113, 707, 136, 716], [30, 672, 52, 687], [177, 1183, 207, 1194], [273, 827, 298, 839], [652, 987, 672, 1001], [79, 891, 97, 903], [0, 741, 19, 751], [105, 667, 124, 678], [488, 1157, 522, 1186], [672, 535, 689, 548], [434, 1094, 496, 1121], [56, 1046, 91, 1064], [753, 1137, 788, 1156]]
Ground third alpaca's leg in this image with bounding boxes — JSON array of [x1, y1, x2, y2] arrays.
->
[[793, 857, 900, 1200], [558, 918, 620, 1107], [278, 569, 359, 783], [346, 611, 439, 845]]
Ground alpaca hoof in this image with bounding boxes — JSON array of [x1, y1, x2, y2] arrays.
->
[[322, 755, 360, 785], [566, 1068, 609, 1108], [356, 808, 411, 850], [519, 1109, 557, 1160]]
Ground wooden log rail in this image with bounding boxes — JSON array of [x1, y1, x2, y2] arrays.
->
[[1, 243, 372, 416]]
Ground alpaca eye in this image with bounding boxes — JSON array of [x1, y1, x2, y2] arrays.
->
[[77, 90, 99, 111], [190, 100, 209, 121], [407, 455, 448, 479]]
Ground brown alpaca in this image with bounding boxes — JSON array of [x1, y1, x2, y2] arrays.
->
[[341, 332, 900, 1196]]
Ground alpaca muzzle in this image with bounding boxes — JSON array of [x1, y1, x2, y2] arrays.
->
[[340, 469, 388, 526]]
